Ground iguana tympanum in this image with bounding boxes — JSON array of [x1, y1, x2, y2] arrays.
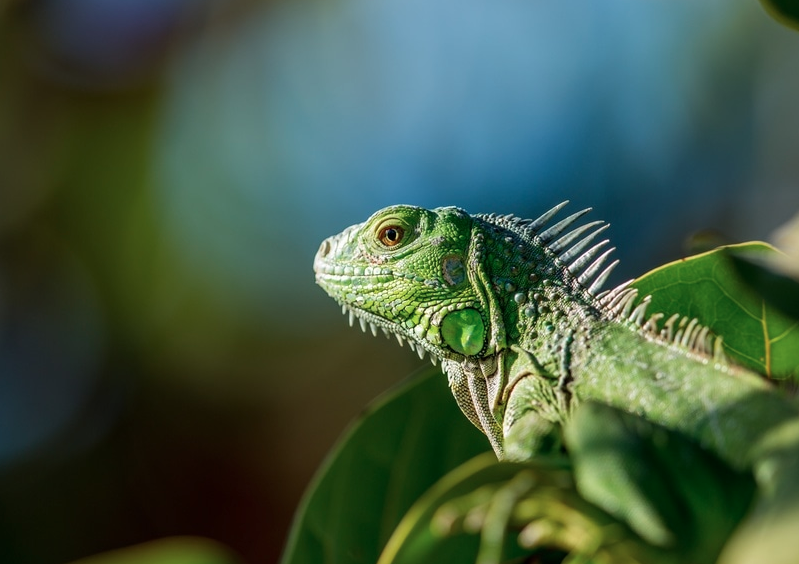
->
[[313, 203, 799, 564]]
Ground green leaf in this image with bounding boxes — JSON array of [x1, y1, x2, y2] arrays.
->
[[376, 454, 538, 564], [759, 0, 799, 31], [631, 242, 799, 381], [279, 368, 491, 564], [66, 537, 241, 564]]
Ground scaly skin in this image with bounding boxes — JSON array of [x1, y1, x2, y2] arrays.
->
[[313, 203, 799, 563]]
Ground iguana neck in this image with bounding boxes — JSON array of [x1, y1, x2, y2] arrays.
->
[[470, 214, 603, 374]]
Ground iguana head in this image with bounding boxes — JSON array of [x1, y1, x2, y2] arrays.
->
[[314, 205, 491, 362], [315, 202, 636, 365]]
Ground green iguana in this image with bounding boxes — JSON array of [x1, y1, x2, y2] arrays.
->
[[313, 203, 799, 564]]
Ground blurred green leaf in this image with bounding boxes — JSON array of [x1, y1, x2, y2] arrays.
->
[[66, 537, 240, 564], [279, 368, 490, 564], [760, 0, 799, 30], [631, 242, 799, 381], [376, 454, 534, 564], [379, 451, 670, 564]]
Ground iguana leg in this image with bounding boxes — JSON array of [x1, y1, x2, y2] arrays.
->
[[503, 406, 562, 461], [564, 402, 755, 563], [501, 345, 568, 461], [563, 402, 676, 548]]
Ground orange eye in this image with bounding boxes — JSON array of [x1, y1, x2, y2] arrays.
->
[[378, 225, 404, 247]]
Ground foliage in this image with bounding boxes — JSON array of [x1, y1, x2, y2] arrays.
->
[[281, 243, 799, 564], [631, 242, 799, 381]]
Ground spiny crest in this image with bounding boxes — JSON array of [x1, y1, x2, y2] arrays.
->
[[477, 201, 618, 299], [481, 202, 726, 363], [597, 283, 727, 362]]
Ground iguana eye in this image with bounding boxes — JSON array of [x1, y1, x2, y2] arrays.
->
[[378, 225, 404, 247]]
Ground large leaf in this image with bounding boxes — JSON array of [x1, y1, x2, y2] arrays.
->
[[631, 242, 799, 381], [279, 368, 491, 564]]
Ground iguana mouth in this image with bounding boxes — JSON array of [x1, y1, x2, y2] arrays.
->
[[314, 223, 449, 364], [333, 300, 439, 364]]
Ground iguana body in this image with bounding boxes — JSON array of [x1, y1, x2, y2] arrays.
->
[[313, 203, 799, 564]]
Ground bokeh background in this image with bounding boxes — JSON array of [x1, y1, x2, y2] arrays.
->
[[1, 0, 798, 563]]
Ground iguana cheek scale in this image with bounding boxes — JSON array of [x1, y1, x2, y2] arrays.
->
[[440, 308, 484, 356], [313, 203, 799, 564]]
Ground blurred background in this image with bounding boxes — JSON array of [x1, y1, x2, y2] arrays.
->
[[0, 0, 798, 562]]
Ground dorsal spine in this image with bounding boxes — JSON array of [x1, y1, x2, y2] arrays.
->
[[476, 202, 727, 363]]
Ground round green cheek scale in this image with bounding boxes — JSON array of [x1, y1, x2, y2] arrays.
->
[[441, 308, 485, 356]]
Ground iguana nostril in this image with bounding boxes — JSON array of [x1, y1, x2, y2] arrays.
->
[[318, 239, 332, 258]]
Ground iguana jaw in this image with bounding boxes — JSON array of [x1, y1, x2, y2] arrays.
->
[[313, 252, 452, 364]]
